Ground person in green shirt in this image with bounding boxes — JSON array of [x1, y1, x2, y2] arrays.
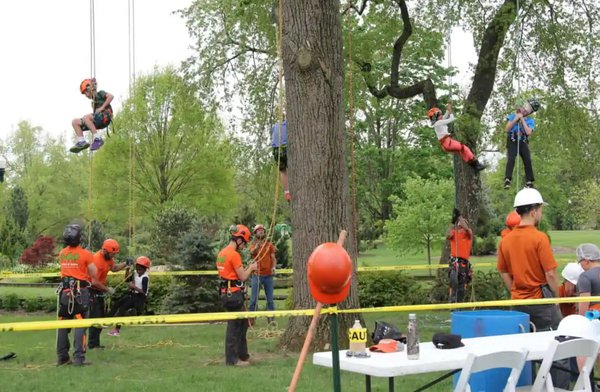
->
[[70, 78, 114, 153]]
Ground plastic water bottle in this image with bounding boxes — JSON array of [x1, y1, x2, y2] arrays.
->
[[585, 309, 600, 320], [348, 319, 367, 357], [407, 314, 420, 360]]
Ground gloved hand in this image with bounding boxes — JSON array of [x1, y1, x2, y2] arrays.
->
[[125, 257, 134, 266], [107, 287, 116, 296]]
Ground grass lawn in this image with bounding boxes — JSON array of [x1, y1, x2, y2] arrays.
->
[[0, 311, 453, 391]]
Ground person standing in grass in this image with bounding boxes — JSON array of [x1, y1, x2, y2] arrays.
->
[[216, 224, 257, 366], [447, 208, 473, 303], [248, 224, 277, 325]]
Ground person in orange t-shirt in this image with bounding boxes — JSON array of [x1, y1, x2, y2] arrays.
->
[[248, 224, 277, 325], [56, 224, 99, 367], [497, 188, 561, 328], [500, 210, 521, 238], [447, 209, 473, 303], [497, 189, 569, 389], [216, 224, 257, 366], [87, 239, 129, 349], [558, 263, 583, 317]]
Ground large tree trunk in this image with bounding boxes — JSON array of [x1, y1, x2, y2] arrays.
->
[[281, 0, 360, 351], [439, 0, 518, 264]]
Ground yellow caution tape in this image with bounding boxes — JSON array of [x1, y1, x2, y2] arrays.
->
[[0, 260, 573, 279], [1, 296, 599, 333]]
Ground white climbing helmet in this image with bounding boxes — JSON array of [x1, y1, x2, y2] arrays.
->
[[561, 263, 584, 285], [556, 315, 596, 339]]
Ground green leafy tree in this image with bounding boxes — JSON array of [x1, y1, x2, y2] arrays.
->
[[5, 185, 28, 232], [161, 228, 220, 313], [92, 67, 237, 231], [385, 176, 454, 266], [571, 180, 600, 230], [150, 205, 198, 265]]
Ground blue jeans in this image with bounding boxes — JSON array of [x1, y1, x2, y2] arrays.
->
[[249, 275, 275, 312]]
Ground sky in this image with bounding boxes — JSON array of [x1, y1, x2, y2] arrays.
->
[[0, 0, 194, 143], [0, 1, 477, 147]]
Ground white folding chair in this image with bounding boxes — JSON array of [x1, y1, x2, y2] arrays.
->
[[454, 349, 529, 392], [516, 338, 600, 392]]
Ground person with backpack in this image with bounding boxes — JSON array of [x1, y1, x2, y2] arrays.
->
[[56, 223, 99, 366], [503, 98, 541, 189], [69, 78, 113, 153], [427, 102, 487, 172], [447, 208, 473, 303]]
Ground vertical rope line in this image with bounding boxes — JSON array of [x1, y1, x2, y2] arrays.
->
[[514, 0, 522, 191], [128, 0, 136, 255], [347, 10, 359, 258], [87, 0, 96, 248]]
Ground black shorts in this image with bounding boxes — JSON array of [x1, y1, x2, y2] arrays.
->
[[272, 146, 287, 171], [81, 110, 112, 131]]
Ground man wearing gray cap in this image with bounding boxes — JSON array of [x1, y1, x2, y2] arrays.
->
[[575, 243, 600, 316]]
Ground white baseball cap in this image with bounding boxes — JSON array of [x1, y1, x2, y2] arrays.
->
[[561, 263, 584, 285], [513, 188, 546, 208]]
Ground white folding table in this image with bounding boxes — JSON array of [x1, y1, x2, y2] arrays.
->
[[313, 331, 559, 391]]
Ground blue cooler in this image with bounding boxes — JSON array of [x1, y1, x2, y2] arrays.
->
[[451, 310, 532, 391]]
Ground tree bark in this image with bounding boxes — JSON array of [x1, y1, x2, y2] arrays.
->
[[280, 0, 360, 351]]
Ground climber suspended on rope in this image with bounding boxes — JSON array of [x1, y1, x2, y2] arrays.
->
[[503, 98, 540, 190], [272, 118, 291, 202], [428, 102, 487, 172], [69, 78, 114, 153]]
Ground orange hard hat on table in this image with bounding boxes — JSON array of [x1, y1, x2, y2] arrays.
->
[[307, 242, 353, 304], [505, 210, 521, 228]]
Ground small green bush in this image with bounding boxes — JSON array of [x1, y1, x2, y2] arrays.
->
[[472, 235, 497, 256], [428, 269, 509, 303], [3, 294, 20, 311], [358, 271, 426, 307]]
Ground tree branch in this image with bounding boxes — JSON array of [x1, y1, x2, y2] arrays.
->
[[358, 0, 438, 108], [465, 0, 518, 118], [342, 0, 369, 15]]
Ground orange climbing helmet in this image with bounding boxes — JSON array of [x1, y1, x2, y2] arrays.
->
[[427, 107, 442, 124], [135, 256, 151, 268], [231, 224, 251, 243], [80, 78, 95, 94], [505, 211, 521, 228], [307, 242, 353, 304], [102, 239, 120, 254]]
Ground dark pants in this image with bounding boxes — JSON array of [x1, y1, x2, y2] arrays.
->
[[505, 137, 534, 182], [56, 288, 90, 365], [87, 289, 105, 348], [107, 293, 145, 331], [518, 304, 570, 389], [222, 290, 249, 365]]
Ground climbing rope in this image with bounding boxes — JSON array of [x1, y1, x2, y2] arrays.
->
[[513, 0, 524, 191], [346, 6, 359, 259], [87, 0, 97, 248], [128, 0, 136, 259]]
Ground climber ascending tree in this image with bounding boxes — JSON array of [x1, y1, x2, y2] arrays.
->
[[69, 78, 114, 154], [503, 98, 541, 189], [428, 102, 487, 172]]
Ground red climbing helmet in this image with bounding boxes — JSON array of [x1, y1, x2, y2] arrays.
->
[[307, 242, 353, 304], [427, 107, 442, 124], [135, 256, 151, 268], [505, 211, 521, 228], [80, 78, 96, 94], [231, 224, 251, 243], [102, 239, 120, 254]]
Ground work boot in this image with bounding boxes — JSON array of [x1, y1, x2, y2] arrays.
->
[[235, 360, 250, 367], [468, 159, 487, 172], [90, 137, 104, 151], [69, 140, 90, 153], [88, 345, 105, 350], [56, 358, 72, 366], [73, 361, 92, 367], [504, 178, 511, 189], [525, 181, 534, 189]]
